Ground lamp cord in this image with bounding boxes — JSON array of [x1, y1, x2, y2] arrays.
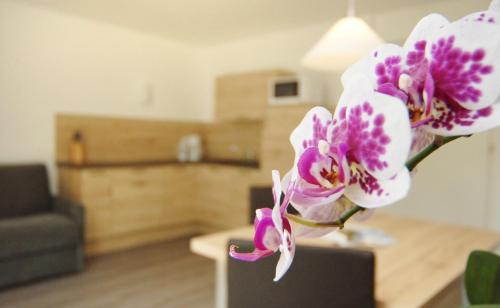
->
[[347, 0, 356, 17]]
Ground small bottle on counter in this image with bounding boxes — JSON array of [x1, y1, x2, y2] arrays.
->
[[70, 131, 86, 166]]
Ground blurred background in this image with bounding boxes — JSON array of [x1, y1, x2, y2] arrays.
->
[[0, 0, 498, 307]]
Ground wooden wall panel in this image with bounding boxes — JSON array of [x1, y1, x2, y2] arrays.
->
[[56, 114, 203, 164], [56, 114, 264, 164], [202, 121, 262, 161], [260, 105, 314, 180], [215, 69, 293, 121]]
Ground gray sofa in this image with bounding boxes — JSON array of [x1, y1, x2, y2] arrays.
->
[[0, 164, 84, 288]]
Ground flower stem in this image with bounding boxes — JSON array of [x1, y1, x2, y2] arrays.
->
[[286, 205, 363, 229], [405, 135, 464, 172]]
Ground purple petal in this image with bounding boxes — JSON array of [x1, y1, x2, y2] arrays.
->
[[271, 170, 282, 205], [423, 72, 435, 117], [297, 147, 323, 185], [377, 83, 408, 102], [335, 143, 349, 184]]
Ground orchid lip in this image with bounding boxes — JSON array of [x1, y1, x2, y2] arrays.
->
[[253, 214, 276, 251], [411, 115, 433, 128], [229, 245, 274, 262]]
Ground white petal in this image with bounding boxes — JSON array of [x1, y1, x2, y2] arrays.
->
[[403, 14, 449, 52], [459, 1, 500, 25], [426, 20, 500, 110], [271, 170, 282, 206], [274, 230, 295, 282], [291, 201, 340, 238], [289, 107, 333, 165], [341, 44, 405, 89], [345, 168, 411, 208], [410, 127, 435, 159], [271, 198, 283, 235], [281, 169, 293, 193], [341, 76, 412, 180], [290, 177, 344, 208], [460, 10, 500, 25], [490, 0, 500, 12], [425, 102, 500, 136]]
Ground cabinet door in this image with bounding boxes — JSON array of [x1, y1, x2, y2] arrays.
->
[[196, 165, 260, 231], [161, 165, 196, 225], [108, 166, 196, 234], [80, 166, 195, 240], [108, 167, 167, 235], [215, 70, 292, 121], [80, 169, 113, 240]]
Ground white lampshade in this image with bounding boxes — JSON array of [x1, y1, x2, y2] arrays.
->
[[302, 16, 384, 72]]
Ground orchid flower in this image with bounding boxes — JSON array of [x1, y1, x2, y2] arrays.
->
[[342, 0, 500, 149], [229, 170, 296, 281], [287, 75, 412, 218]]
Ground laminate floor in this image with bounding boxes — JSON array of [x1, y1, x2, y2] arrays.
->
[[0, 237, 214, 308]]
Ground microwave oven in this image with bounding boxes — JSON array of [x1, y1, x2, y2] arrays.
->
[[268, 76, 323, 105]]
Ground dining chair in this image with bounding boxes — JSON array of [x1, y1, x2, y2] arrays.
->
[[249, 186, 297, 224], [227, 239, 376, 308]]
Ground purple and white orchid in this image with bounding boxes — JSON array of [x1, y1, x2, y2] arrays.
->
[[229, 170, 296, 281], [287, 75, 412, 213], [342, 0, 500, 142], [229, 0, 500, 282]]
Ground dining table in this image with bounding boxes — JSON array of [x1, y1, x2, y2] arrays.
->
[[190, 213, 500, 308]]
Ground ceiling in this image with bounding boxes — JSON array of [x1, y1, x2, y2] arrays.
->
[[20, 0, 436, 46]]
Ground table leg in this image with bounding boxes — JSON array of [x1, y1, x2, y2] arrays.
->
[[215, 260, 227, 308]]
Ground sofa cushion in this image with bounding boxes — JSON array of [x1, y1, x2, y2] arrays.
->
[[0, 164, 51, 218], [0, 213, 79, 260]]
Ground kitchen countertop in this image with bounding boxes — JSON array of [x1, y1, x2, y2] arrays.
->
[[57, 159, 260, 169]]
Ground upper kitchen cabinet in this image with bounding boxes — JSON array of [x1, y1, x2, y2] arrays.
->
[[215, 69, 293, 121]]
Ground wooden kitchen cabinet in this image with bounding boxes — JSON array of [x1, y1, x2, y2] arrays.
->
[[58, 165, 197, 256], [260, 105, 313, 177], [58, 163, 263, 255], [215, 69, 293, 121]]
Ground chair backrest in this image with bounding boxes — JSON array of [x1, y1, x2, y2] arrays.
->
[[249, 186, 298, 224], [0, 164, 51, 218], [228, 239, 375, 308], [249, 186, 274, 223]]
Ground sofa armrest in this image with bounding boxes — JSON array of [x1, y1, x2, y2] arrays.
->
[[52, 196, 84, 241]]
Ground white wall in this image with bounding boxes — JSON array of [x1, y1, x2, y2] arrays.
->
[[0, 0, 206, 191]]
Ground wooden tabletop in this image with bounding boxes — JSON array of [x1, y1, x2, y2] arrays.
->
[[190, 213, 500, 308]]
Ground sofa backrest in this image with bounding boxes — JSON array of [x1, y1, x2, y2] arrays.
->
[[0, 164, 51, 218]]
